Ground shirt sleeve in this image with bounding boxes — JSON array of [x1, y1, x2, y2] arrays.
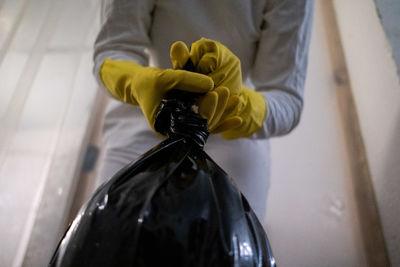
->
[[250, 0, 314, 138], [93, 0, 155, 88]]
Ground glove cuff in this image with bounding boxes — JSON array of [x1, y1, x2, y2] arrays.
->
[[221, 86, 267, 139]]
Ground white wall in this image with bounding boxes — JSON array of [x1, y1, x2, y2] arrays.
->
[[266, 2, 367, 266], [333, 0, 400, 265], [0, 0, 100, 266], [266, 0, 400, 266]]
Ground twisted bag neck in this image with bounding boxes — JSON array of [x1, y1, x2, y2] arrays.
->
[[154, 90, 209, 148]]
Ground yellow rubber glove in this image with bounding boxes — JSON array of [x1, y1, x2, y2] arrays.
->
[[170, 39, 267, 139], [100, 58, 214, 130], [196, 86, 243, 132], [171, 41, 243, 133]]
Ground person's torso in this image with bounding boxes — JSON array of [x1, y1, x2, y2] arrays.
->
[[148, 0, 268, 80], [102, 0, 271, 188]]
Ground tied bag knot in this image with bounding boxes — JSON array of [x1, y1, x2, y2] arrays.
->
[[155, 59, 209, 148], [154, 90, 209, 148]]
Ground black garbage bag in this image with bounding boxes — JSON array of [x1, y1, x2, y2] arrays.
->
[[49, 88, 276, 267]]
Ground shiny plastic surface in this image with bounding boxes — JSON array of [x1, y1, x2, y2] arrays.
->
[[49, 89, 276, 267]]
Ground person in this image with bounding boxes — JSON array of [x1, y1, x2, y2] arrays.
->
[[93, 0, 314, 221]]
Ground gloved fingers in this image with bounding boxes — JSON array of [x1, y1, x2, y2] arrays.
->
[[212, 116, 243, 134], [197, 91, 218, 123], [170, 41, 190, 69], [196, 51, 231, 90], [159, 69, 214, 93], [195, 52, 218, 74], [207, 86, 230, 130], [222, 94, 243, 118], [190, 38, 218, 67], [189, 38, 242, 94]]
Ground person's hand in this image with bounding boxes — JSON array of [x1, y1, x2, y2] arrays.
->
[[100, 59, 214, 131], [171, 38, 242, 94], [170, 39, 243, 133], [170, 38, 267, 139], [196, 85, 244, 133]]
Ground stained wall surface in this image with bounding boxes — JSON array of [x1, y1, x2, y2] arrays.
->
[[266, 2, 367, 266], [0, 0, 101, 266], [333, 0, 400, 265]]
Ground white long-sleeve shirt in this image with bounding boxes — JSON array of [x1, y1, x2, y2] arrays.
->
[[93, 0, 314, 220]]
